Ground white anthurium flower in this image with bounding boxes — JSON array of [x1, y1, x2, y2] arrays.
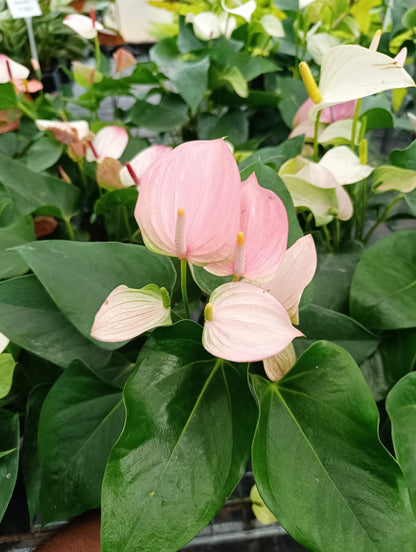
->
[[0, 54, 29, 83], [91, 284, 172, 342], [119, 144, 172, 187], [318, 119, 361, 146], [307, 32, 341, 65], [408, 113, 416, 133], [299, 0, 316, 8], [221, 0, 256, 23], [310, 45, 415, 117], [372, 166, 416, 194], [191, 12, 222, 40], [260, 15, 284, 38], [36, 120, 90, 141], [280, 157, 343, 223], [63, 14, 104, 39], [0, 332, 9, 353], [319, 146, 373, 186]]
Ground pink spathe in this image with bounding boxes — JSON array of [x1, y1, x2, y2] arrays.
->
[[0, 54, 30, 83], [202, 282, 303, 362], [204, 173, 288, 281], [135, 139, 242, 265], [120, 145, 172, 187], [86, 126, 128, 163]]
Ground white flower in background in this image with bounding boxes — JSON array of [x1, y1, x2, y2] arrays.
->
[[63, 14, 105, 39], [260, 15, 284, 38], [309, 44, 415, 117], [119, 145, 172, 187], [408, 112, 416, 133], [0, 332, 9, 353], [307, 32, 341, 65], [0, 54, 29, 83], [188, 11, 237, 40], [221, 0, 256, 23], [299, 0, 316, 8], [36, 120, 90, 142], [86, 126, 128, 164]]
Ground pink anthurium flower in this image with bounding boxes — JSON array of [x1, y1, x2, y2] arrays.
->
[[204, 173, 288, 281], [91, 284, 172, 342], [202, 281, 303, 362], [0, 54, 29, 83], [290, 97, 357, 139], [86, 126, 128, 163], [119, 145, 172, 187], [256, 234, 317, 324], [113, 47, 136, 73], [36, 119, 90, 144], [135, 139, 242, 266]]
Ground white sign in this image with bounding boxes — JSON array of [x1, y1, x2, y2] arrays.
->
[[6, 0, 41, 19]]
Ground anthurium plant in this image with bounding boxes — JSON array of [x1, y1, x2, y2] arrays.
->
[[0, 1, 416, 551]]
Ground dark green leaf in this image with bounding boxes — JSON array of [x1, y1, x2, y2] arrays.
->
[[0, 83, 18, 110], [361, 108, 393, 131], [102, 321, 256, 552], [314, 240, 364, 313], [209, 48, 278, 81], [240, 162, 302, 245], [265, 74, 308, 128], [130, 95, 189, 133], [172, 56, 210, 112], [386, 372, 416, 516], [38, 361, 125, 523], [20, 136, 64, 173], [238, 136, 304, 173], [197, 109, 249, 145], [21, 384, 51, 525], [190, 264, 232, 296], [0, 153, 80, 219], [16, 241, 177, 344], [405, 189, 416, 216], [389, 140, 416, 170], [350, 230, 416, 329], [0, 215, 35, 279], [361, 328, 416, 401], [252, 341, 416, 552], [295, 304, 379, 364], [94, 187, 138, 217], [0, 409, 19, 523], [0, 133, 19, 157], [0, 274, 111, 370]]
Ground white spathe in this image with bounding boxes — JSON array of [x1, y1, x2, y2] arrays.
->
[[310, 44, 415, 117]]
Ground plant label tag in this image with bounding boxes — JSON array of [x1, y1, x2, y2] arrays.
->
[[6, 0, 41, 19]]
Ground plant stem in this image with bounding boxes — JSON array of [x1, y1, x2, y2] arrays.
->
[[333, 218, 340, 251], [363, 194, 404, 245], [313, 110, 322, 162], [64, 217, 75, 240], [94, 36, 101, 71], [322, 223, 334, 252], [181, 259, 190, 319], [17, 101, 35, 120], [350, 98, 362, 151], [130, 227, 141, 243], [77, 160, 88, 190]]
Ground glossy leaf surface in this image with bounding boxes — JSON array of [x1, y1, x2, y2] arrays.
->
[[0, 409, 19, 522], [102, 321, 256, 552], [252, 341, 416, 552], [0, 275, 111, 370], [295, 304, 379, 364], [0, 153, 80, 219], [16, 241, 176, 343], [0, 215, 35, 279], [350, 230, 416, 329], [386, 372, 416, 516], [38, 361, 125, 523], [0, 354, 16, 399]]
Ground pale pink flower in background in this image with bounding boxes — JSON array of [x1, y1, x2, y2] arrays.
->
[[34, 216, 58, 238], [256, 235, 317, 324], [86, 126, 128, 163], [290, 97, 357, 139], [91, 284, 172, 342], [202, 282, 303, 362], [119, 145, 172, 187], [135, 139, 242, 265], [0, 54, 29, 82], [63, 13, 104, 39], [36, 119, 90, 144], [13, 79, 43, 93], [113, 47, 136, 73], [204, 173, 288, 281]]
